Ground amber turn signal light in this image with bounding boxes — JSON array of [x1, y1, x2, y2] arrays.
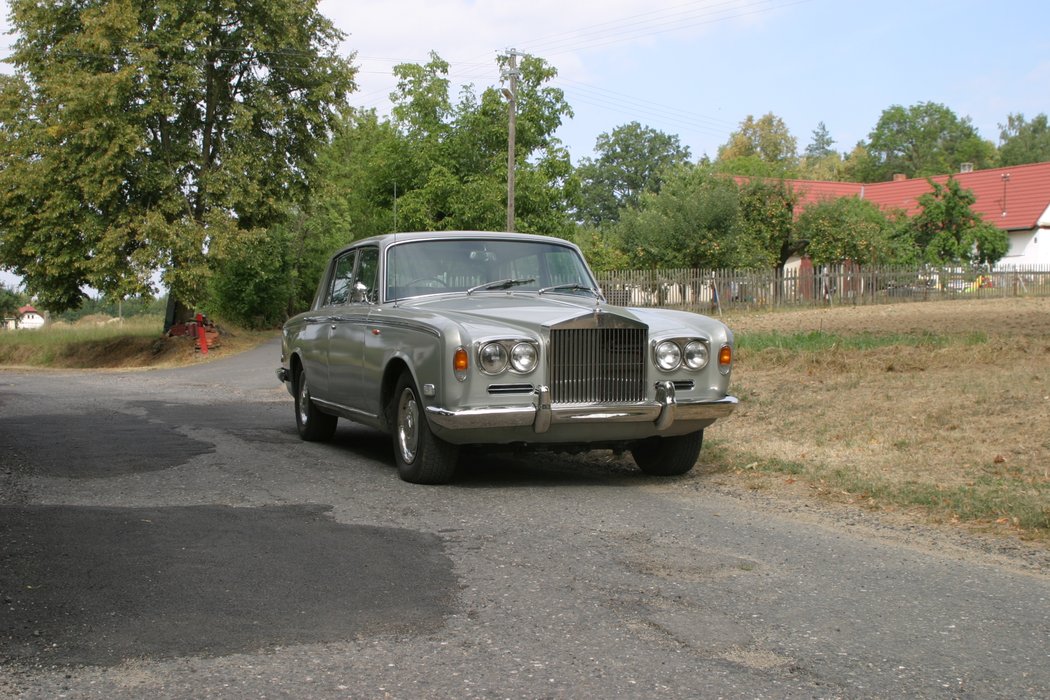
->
[[453, 346, 469, 381], [718, 345, 732, 374]]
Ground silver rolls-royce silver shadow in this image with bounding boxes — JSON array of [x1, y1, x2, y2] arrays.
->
[[277, 231, 736, 484]]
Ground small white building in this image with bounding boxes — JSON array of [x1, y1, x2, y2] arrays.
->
[[8, 304, 46, 330]]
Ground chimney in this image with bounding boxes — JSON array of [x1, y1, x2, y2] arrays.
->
[[892, 173, 907, 182], [960, 162, 974, 173]]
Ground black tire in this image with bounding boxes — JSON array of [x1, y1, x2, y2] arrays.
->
[[294, 365, 337, 442], [390, 371, 459, 484], [630, 430, 704, 476]]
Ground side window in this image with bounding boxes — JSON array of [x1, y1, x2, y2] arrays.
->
[[351, 247, 380, 304], [327, 251, 357, 306]]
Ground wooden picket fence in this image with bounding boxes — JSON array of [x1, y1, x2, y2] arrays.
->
[[596, 264, 1050, 313]]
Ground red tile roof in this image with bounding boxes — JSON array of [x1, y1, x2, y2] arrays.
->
[[775, 161, 1050, 231], [17, 305, 38, 315]]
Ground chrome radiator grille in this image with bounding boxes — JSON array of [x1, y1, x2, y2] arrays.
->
[[549, 327, 647, 404]]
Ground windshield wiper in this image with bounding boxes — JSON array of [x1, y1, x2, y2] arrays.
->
[[467, 278, 535, 295], [538, 283, 598, 297]]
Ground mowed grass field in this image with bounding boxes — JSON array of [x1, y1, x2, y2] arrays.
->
[[696, 296, 1050, 541]]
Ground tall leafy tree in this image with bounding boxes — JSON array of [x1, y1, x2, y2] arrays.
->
[[575, 121, 691, 226], [0, 0, 355, 316], [998, 113, 1050, 166], [857, 102, 995, 182], [364, 52, 576, 235], [908, 177, 1008, 266], [717, 113, 798, 173]]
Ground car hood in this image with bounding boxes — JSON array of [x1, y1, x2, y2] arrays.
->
[[394, 293, 729, 339]]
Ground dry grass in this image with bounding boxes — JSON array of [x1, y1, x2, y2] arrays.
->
[[0, 315, 274, 369], [702, 297, 1050, 540]]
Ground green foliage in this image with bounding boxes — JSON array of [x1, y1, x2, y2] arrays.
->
[[797, 125, 848, 180], [0, 284, 28, 318], [857, 102, 996, 182], [717, 113, 798, 169], [0, 0, 356, 313], [908, 177, 1008, 266], [613, 165, 741, 269], [52, 293, 165, 323], [575, 121, 691, 226], [998, 113, 1050, 166], [804, 122, 836, 160], [795, 196, 910, 265], [712, 154, 798, 178], [572, 227, 631, 273], [207, 227, 294, 329], [735, 178, 801, 270], [311, 52, 576, 239]]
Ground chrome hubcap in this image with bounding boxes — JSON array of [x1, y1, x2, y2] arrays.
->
[[298, 378, 310, 425], [397, 387, 419, 464]]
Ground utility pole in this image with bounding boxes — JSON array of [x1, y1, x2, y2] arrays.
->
[[502, 49, 519, 232]]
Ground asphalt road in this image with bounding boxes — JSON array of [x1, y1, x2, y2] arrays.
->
[[1, 339, 1048, 699]]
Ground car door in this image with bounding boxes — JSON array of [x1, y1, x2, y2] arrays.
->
[[326, 245, 379, 416], [298, 250, 355, 404]]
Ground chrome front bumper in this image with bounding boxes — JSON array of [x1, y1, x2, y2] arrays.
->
[[425, 382, 737, 434]]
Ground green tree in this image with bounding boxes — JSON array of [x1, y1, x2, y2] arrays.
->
[[0, 0, 355, 317], [908, 177, 1008, 266], [735, 178, 802, 271], [0, 284, 27, 318], [338, 52, 576, 237], [717, 113, 798, 173], [613, 165, 740, 269], [575, 122, 691, 226], [998, 113, 1050, 166], [207, 226, 294, 328], [804, 121, 836, 159], [794, 196, 909, 265], [857, 102, 996, 182], [798, 121, 847, 180], [573, 227, 632, 272]]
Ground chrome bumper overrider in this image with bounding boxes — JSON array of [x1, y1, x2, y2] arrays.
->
[[425, 382, 737, 434]]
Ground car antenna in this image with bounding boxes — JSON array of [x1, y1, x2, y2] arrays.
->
[[392, 183, 399, 308]]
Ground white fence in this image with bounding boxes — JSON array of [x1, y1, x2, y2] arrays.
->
[[596, 264, 1050, 312]]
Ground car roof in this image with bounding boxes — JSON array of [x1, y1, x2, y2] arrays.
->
[[331, 230, 578, 257]]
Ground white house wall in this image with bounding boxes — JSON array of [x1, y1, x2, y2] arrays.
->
[[996, 224, 1050, 269]]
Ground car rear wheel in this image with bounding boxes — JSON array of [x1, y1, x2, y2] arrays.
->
[[630, 430, 704, 476], [295, 366, 337, 442], [391, 371, 459, 484]]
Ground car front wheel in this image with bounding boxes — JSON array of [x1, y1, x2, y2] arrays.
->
[[630, 430, 704, 476], [391, 371, 459, 484], [295, 366, 337, 442]]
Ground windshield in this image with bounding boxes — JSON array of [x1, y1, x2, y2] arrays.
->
[[386, 238, 598, 301]]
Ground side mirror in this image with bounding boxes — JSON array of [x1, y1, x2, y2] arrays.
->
[[351, 281, 372, 304]]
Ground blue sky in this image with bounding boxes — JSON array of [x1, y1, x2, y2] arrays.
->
[[1, 0, 1049, 290]]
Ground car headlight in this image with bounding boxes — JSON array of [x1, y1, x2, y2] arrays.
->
[[683, 340, 709, 370], [478, 342, 509, 374], [510, 342, 538, 373], [654, 341, 681, 371]]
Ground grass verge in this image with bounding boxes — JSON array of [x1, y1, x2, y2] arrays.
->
[[0, 315, 274, 368], [707, 297, 1050, 542]]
